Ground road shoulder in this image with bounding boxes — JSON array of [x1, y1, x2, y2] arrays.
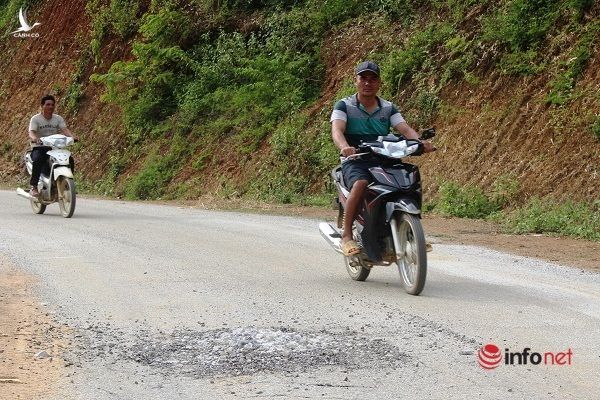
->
[[0, 256, 70, 400]]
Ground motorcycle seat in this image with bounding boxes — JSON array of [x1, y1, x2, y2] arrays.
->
[[331, 166, 350, 190]]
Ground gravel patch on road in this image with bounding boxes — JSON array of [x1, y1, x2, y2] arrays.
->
[[127, 326, 407, 377], [68, 325, 408, 379]]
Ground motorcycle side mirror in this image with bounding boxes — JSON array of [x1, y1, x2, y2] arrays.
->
[[420, 127, 436, 140]]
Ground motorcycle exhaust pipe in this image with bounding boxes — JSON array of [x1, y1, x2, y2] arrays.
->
[[16, 187, 36, 201], [318, 222, 344, 254]]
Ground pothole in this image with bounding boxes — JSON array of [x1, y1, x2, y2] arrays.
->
[[75, 325, 408, 378]]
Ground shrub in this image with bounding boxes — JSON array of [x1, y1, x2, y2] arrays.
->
[[63, 83, 83, 113], [546, 22, 599, 104], [482, 0, 561, 52], [109, 0, 142, 38], [568, 0, 593, 21], [490, 174, 519, 207], [410, 86, 441, 127], [0, 0, 39, 33], [498, 49, 546, 76], [383, 22, 455, 92], [436, 181, 500, 219], [123, 135, 191, 199], [505, 198, 600, 240], [435, 176, 519, 219], [482, 0, 565, 76], [82, 0, 598, 207], [592, 116, 600, 140], [269, 114, 309, 157]]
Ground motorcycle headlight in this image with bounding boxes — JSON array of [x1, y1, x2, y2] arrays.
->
[[54, 138, 66, 148]]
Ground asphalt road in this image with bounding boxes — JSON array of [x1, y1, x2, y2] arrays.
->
[[0, 190, 599, 399]]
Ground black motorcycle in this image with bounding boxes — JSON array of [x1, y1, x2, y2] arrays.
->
[[319, 128, 435, 295]]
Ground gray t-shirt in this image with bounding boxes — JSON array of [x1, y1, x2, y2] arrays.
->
[[29, 113, 67, 147]]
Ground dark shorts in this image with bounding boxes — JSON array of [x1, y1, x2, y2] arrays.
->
[[341, 158, 379, 189]]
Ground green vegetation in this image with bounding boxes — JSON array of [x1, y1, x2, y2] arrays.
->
[[430, 178, 598, 241], [383, 22, 456, 94], [122, 134, 194, 200], [482, 0, 561, 52], [1, 142, 13, 155], [0, 0, 39, 33], [75, 0, 597, 201], [435, 181, 501, 219], [546, 22, 600, 105], [480, 0, 596, 76], [83, 0, 600, 238], [434, 175, 519, 219], [2, 0, 597, 240], [592, 116, 600, 140], [505, 198, 600, 241]]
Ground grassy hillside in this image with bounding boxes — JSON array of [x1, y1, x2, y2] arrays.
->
[[0, 0, 598, 239]]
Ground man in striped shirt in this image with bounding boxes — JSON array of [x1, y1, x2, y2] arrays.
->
[[330, 61, 435, 255], [28, 95, 77, 197]]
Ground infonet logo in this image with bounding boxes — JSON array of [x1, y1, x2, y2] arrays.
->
[[12, 8, 41, 38], [478, 343, 573, 370], [478, 344, 503, 369]]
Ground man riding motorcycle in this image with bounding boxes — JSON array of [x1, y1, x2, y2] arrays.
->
[[28, 94, 77, 197], [330, 61, 435, 256]]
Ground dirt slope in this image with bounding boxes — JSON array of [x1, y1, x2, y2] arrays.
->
[[0, 1, 598, 204]]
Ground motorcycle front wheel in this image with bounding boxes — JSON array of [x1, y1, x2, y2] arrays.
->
[[393, 213, 427, 295], [58, 177, 76, 218]]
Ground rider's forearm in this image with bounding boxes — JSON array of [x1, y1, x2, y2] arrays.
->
[[395, 122, 420, 140], [332, 129, 351, 151], [331, 120, 351, 150], [28, 131, 39, 142], [61, 128, 73, 137]]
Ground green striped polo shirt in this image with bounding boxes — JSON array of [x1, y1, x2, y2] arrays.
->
[[330, 94, 405, 147]]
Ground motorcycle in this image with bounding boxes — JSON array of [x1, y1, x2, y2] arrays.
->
[[319, 128, 436, 296], [16, 134, 77, 218]]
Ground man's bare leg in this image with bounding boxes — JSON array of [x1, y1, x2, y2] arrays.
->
[[342, 179, 368, 243]]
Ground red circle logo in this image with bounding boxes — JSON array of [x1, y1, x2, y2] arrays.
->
[[478, 343, 502, 370]]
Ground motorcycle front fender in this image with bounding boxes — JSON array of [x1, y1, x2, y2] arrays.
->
[[386, 199, 421, 221], [53, 166, 73, 180]]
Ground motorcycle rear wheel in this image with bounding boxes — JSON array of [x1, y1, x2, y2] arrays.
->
[[30, 198, 46, 214], [344, 254, 371, 281], [345, 227, 370, 281]]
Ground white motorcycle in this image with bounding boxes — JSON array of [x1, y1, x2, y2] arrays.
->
[[17, 134, 77, 218]]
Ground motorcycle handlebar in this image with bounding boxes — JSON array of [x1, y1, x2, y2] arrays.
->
[[342, 128, 437, 161], [341, 151, 371, 162]]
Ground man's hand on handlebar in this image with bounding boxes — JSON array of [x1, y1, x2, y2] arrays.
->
[[341, 146, 356, 157], [422, 141, 436, 153]]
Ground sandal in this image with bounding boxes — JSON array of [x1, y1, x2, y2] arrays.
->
[[342, 240, 361, 256]]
